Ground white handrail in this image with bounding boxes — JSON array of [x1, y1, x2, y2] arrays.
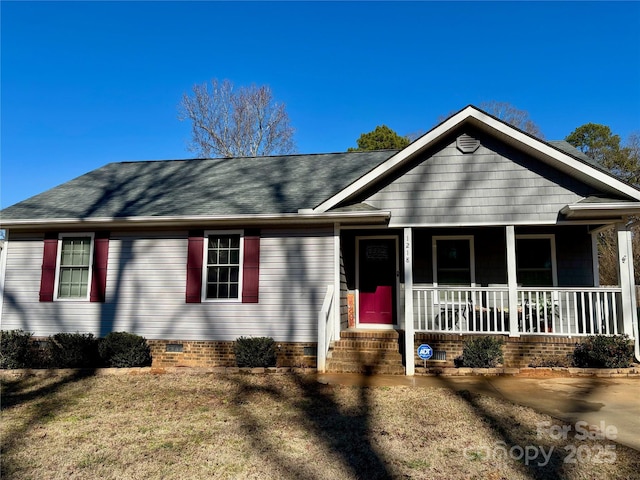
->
[[412, 285, 625, 337], [317, 284, 335, 372]]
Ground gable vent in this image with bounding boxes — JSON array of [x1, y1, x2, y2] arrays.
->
[[456, 134, 480, 153]]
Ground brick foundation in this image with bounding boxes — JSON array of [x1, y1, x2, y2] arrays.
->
[[414, 333, 581, 368], [148, 340, 318, 368]]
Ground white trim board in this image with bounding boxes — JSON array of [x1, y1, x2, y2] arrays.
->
[[313, 106, 640, 213]]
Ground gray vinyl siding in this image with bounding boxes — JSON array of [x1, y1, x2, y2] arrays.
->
[[363, 130, 597, 227], [1, 228, 334, 342], [409, 226, 594, 287]]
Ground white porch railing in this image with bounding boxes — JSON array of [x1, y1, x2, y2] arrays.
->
[[317, 284, 335, 372], [413, 286, 624, 336]]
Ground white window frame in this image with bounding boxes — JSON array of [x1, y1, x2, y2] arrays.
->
[[54, 232, 95, 301], [432, 235, 476, 286], [202, 230, 244, 303], [515, 234, 558, 287]]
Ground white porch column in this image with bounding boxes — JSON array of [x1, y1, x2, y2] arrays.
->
[[506, 225, 520, 337], [0, 233, 7, 322], [333, 223, 341, 341], [616, 222, 638, 339], [404, 227, 415, 375]]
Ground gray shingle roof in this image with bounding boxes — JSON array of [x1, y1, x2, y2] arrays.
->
[[1, 151, 397, 220], [548, 140, 599, 167]]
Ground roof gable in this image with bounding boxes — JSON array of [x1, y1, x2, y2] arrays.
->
[[313, 105, 640, 213], [356, 126, 610, 227]]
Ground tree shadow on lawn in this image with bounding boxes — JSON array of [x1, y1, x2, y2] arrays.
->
[[451, 387, 567, 480], [435, 375, 640, 480], [228, 371, 393, 480], [0, 369, 96, 477]]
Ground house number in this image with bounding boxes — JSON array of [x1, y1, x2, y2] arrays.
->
[[405, 240, 411, 264]]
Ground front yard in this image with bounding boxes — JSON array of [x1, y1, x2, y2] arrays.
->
[[1, 372, 638, 479]]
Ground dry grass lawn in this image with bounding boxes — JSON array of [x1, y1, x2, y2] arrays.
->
[[1, 371, 639, 479]]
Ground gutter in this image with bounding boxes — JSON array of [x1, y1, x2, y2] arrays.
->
[[560, 203, 640, 219], [0, 210, 391, 231]]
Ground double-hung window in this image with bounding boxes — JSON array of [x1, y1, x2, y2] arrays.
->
[[204, 232, 243, 300], [55, 234, 94, 300], [186, 229, 259, 304]]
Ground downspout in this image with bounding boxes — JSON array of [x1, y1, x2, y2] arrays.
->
[[634, 309, 640, 363]]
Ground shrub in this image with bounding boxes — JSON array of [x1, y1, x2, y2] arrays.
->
[[572, 335, 634, 368], [29, 340, 53, 369], [98, 332, 152, 367], [47, 332, 100, 368], [529, 354, 572, 368], [235, 336, 277, 368], [0, 329, 33, 369], [461, 336, 504, 368]]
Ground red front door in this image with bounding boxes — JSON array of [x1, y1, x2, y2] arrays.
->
[[358, 238, 397, 325]]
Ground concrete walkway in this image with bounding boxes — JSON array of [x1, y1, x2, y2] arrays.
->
[[317, 373, 640, 451]]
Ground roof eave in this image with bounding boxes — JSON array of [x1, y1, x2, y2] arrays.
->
[[0, 211, 391, 231]]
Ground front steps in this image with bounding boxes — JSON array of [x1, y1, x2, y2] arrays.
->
[[325, 330, 405, 375]]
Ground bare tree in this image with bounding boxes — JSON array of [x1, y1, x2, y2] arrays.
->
[[479, 101, 544, 138], [596, 219, 640, 286], [567, 127, 640, 285], [179, 79, 295, 158], [436, 101, 544, 139]]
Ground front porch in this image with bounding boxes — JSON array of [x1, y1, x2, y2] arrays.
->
[[320, 286, 631, 374], [318, 223, 638, 374]]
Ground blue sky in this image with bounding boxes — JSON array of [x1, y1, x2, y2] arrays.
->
[[2, 1, 639, 208]]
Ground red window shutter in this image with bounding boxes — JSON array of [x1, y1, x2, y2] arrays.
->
[[90, 233, 109, 303], [242, 232, 260, 303], [186, 231, 204, 303], [39, 233, 59, 302]]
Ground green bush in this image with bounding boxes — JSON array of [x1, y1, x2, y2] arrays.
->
[[0, 329, 33, 369], [529, 354, 572, 368], [461, 336, 504, 368], [235, 336, 277, 368], [98, 332, 152, 367], [47, 332, 100, 368], [572, 335, 634, 368], [28, 340, 53, 369]]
